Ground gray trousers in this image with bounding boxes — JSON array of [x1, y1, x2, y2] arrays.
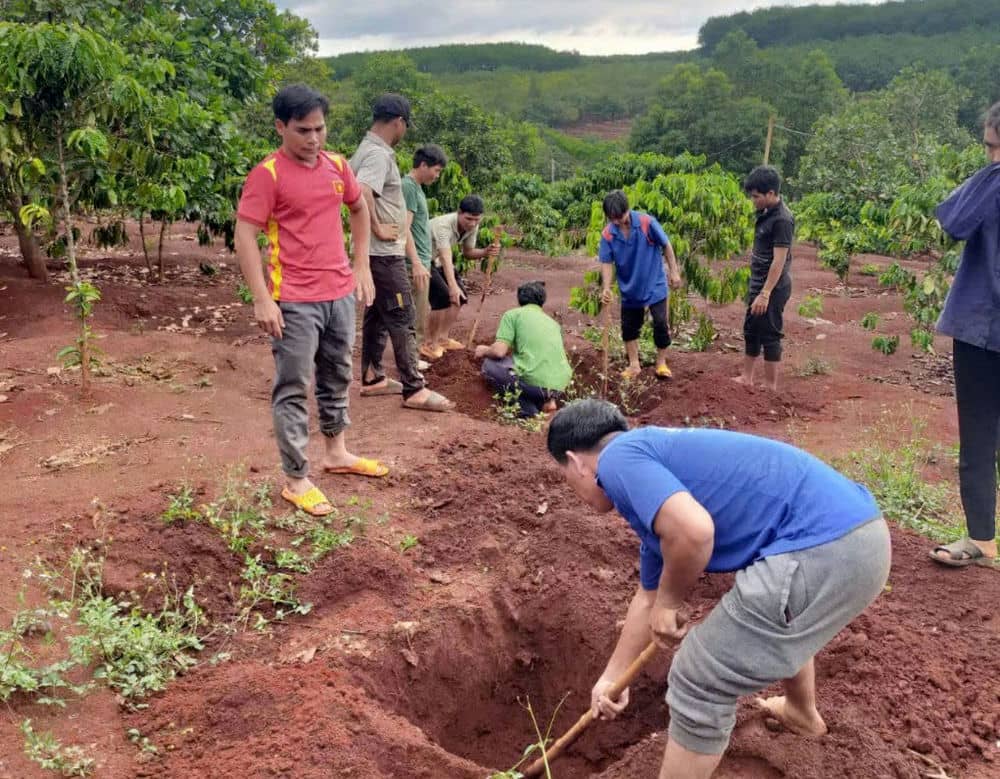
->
[[666, 518, 891, 754], [271, 296, 355, 478]]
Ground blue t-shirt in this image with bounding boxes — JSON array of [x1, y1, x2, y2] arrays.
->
[[596, 427, 880, 590], [598, 211, 670, 307]]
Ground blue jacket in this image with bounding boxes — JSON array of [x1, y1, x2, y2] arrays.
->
[[936, 162, 1000, 351]]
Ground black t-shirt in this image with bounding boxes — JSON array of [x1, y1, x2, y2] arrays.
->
[[749, 200, 794, 290]]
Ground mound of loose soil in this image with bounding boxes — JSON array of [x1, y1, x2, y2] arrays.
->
[[424, 349, 495, 418]]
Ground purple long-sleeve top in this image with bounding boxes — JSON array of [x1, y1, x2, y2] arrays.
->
[[935, 162, 1000, 351]]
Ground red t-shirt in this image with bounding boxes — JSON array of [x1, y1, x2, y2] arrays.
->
[[237, 148, 361, 303]]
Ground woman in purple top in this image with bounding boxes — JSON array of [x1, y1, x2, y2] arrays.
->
[[929, 101, 1000, 568]]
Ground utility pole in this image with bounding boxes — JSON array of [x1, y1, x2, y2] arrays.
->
[[763, 114, 775, 166], [551, 157, 556, 184]]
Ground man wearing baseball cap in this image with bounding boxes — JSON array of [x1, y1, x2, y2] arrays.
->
[[350, 93, 454, 412]]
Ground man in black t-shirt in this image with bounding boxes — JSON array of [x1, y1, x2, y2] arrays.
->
[[734, 166, 794, 391]]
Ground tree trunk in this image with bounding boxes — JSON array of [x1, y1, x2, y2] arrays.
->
[[157, 220, 168, 283], [12, 206, 46, 282], [137, 213, 152, 274]]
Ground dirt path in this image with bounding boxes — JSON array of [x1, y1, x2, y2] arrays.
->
[[0, 226, 996, 778]]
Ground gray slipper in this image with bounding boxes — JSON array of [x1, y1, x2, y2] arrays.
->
[[929, 538, 997, 568], [360, 378, 403, 397]]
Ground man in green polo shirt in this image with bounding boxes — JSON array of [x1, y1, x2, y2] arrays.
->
[[474, 281, 572, 417], [402, 144, 447, 365]]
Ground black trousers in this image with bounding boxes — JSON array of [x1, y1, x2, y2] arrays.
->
[[361, 255, 424, 398], [953, 338, 1000, 541]]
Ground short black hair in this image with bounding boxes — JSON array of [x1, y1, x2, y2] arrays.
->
[[743, 165, 782, 196], [413, 144, 448, 169], [272, 84, 329, 124], [459, 194, 485, 215], [985, 100, 1000, 136], [517, 281, 546, 307], [372, 93, 411, 125], [602, 190, 629, 219], [547, 399, 629, 465]]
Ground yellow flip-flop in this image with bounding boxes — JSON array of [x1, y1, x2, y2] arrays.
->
[[281, 486, 334, 517], [655, 364, 673, 380], [323, 457, 389, 478]]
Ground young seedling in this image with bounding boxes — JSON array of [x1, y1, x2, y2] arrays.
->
[[398, 535, 419, 553], [861, 312, 880, 331], [797, 294, 824, 319], [872, 335, 899, 355]]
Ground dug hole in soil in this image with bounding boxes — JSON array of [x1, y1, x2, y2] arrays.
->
[[1, 233, 998, 779]]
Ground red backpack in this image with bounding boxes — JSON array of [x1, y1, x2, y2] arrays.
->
[[602, 212, 657, 245]]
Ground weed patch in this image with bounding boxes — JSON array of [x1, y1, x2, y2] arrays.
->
[[796, 357, 832, 377], [835, 423, 963, 541], [21, 719, 95, 777]]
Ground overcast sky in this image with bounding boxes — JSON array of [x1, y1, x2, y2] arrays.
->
[[277, 1, 886, 57]]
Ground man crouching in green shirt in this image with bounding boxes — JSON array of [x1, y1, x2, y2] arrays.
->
[[474, 281, 572, 416]]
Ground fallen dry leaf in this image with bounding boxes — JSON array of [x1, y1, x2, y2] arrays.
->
[[401, 648, 419, 667]]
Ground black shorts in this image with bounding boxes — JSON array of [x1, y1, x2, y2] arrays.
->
[[428, 265, 467, 311], [743, 281, 791, 361]]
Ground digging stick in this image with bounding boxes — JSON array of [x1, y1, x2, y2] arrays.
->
[[521, 642, 658, 778], [601, 299, 611, 399], [466, 230, 502, 349]]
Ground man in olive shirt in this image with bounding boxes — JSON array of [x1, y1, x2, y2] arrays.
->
[[350, 94, 453, 412], [402, 144, 447, 359], [474, 281, 572, 417]]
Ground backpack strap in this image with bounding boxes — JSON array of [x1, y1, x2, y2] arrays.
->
[[638, 213, 656, 246]]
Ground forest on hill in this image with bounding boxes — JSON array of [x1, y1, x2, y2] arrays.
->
[[323, 0, 1000, 132]]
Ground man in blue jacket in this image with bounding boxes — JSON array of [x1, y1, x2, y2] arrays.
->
[[548, 399, 891, 779], [929, 101, 1000, 568]]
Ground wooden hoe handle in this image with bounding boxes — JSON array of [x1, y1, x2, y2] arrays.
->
[[601, 301, 612, 399], [466, 230, 502, 349], [521, 642, 658, 778]]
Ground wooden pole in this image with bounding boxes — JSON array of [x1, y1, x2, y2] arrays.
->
[[763, 114, 775, 166], [601, 301, 611, 399], [466, 229, 502, 349], [521, 642, 658, 778]]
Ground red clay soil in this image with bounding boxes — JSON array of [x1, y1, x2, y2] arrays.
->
[[0, 223, 997, 779]]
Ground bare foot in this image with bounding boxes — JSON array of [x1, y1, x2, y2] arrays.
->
[[285, 477, 333, 514], [319, 453, 361, 471], [621, 366, 641, 381], [755, 696, 827, 737], [732, 375, 753, 386]]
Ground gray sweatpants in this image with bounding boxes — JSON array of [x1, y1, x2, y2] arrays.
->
[[271, 296, 355, 478], [666, 518, 891, 754]]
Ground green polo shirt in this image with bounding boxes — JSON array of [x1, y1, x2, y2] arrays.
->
[[496, 304, 572, 391], [402, 175, 432, 270]]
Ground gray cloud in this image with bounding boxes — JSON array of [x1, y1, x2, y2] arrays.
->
[[277, 0, 883, 55]]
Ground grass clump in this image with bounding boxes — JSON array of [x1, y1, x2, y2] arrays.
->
[[835, 422, 963, 542]]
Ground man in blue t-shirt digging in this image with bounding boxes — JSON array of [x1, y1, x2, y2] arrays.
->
[[599, 190, 683, 381], [547, 399, 891, 779]]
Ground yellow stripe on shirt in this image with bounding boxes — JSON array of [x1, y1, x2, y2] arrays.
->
[[262, 157, 278, 181], [267, 218, 282, 300]]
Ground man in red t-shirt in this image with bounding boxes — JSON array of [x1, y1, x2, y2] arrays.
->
[[236, 84, 387, 517]]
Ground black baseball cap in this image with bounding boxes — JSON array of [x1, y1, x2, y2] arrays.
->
[[372, 93, 412, 127]]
